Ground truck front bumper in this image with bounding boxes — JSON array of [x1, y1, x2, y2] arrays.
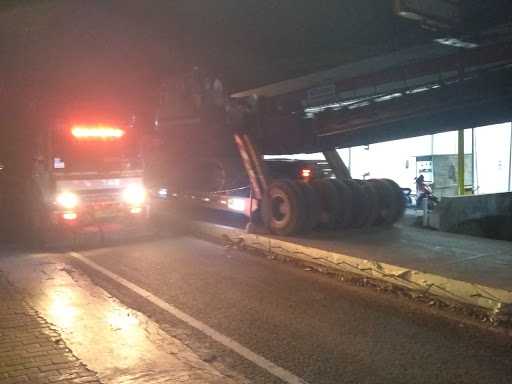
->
[[52, 202, 149, 226]]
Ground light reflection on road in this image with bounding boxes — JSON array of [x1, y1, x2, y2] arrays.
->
[[38, 267, 162, 372], [0, 252, 238, 384], [106, 307, 139, 331], [47, 287, 80, 329]]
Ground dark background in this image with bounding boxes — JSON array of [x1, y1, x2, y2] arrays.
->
[[0, 0, 434, 117], [1, 0, 510, 158]]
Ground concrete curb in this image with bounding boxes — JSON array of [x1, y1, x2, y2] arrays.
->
[[189, 221, 512, 319]]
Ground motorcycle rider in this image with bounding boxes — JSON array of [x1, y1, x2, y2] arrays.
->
[[415, 174, 438, 208]]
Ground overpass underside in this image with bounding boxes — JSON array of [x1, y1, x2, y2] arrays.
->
[[236, 41, 512, 155]]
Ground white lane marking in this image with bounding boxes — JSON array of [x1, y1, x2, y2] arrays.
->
[[69, 251, 309, 384]]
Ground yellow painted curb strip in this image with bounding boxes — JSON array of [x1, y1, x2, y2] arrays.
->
[[191, 221, 512, 315]]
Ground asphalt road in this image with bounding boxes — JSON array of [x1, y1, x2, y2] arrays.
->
[[64, 233, 512, 384]]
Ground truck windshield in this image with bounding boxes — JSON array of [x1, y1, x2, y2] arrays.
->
[[52, 125, 141, 173]]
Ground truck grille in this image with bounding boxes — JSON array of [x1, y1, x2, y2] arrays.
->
[[79, 189, 121, 204]]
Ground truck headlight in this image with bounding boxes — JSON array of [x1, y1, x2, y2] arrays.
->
[[56, 191, 79, 209], [122, 184, 146, 206]]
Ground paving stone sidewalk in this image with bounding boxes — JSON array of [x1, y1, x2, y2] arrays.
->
[[0, 273, 102, 384]]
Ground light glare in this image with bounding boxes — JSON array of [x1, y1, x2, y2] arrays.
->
[[122, 184, 146, 206], [56, 191, 79, 209], [63, 212, 77, 220], [228, 198, 246, 212]]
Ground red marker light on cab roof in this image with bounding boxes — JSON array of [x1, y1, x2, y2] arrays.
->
[[71, 125, 125, 140]]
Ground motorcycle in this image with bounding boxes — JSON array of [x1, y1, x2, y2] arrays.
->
[[415, 176, 438, 210]]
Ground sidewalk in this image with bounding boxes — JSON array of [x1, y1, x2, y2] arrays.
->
[[0, 273, 102, 384], [188, 220, 512, 321]]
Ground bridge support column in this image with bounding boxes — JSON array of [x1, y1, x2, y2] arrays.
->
[[323, 150, 352, 180], [458, 129, 465, 195]]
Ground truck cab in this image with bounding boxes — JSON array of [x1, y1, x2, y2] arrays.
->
[[28, 119, 149, 245]]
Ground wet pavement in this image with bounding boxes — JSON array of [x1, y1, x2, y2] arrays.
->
[[1, 232, 512, 384], [0, 249, 243, 384], [0, 271, 102, 384]]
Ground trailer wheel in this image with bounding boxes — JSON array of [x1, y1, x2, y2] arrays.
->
[[361, 182, 380, 227], [261, 179, 306, 236], [368, 179, 395, 225], [328, 179, 352, 229], [345, 180, 369, 228], [381, 179, 406, 224], [311, 180, 339, 229], [295, 181, 321, 232]]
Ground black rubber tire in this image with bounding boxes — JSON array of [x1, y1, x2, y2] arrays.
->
[[368, 179, 396, 225], [261, 179, 306, 236], [344, 179, 369, 228], [311, 179, 339, 229], [286, 180, 310, 232], [295, 181, 321, 232], [361, 181, 380, 227], [382, 178, 406, 224], [328, 179, 352, 229]]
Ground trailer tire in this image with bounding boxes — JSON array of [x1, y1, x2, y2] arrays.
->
[[382, 179, 406, 224], [261, 179, 306, 236], [361, 182, 380, 227], [328, 179, 352, 229], [295, 181, 321, 232], [345, 180, 369, 228], [368, 179, 396, 225], [311, 180, 339, 229]]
